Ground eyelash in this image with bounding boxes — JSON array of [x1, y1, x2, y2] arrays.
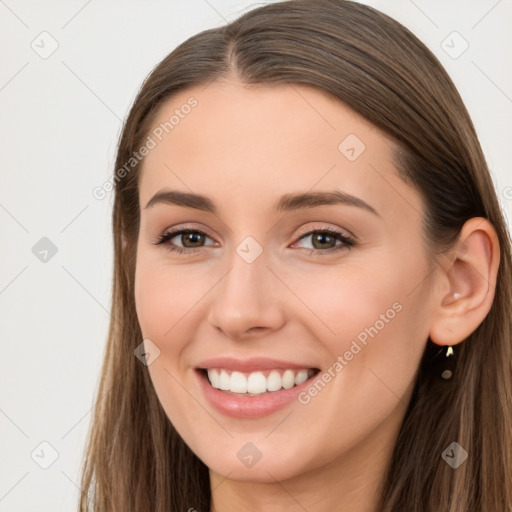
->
[[152, 227, 356, 257]]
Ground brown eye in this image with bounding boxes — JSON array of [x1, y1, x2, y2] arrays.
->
[[153, 229, 216, 254], [309, 232, 338, 249], [179, 231, 206, 248], [295, 229, 355, 254]]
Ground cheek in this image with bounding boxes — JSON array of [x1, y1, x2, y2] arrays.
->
[[134, 258, 209, 446], [283, 257, 430, 387], [134, 254, 208, 341], [280, 260, 403, 342]]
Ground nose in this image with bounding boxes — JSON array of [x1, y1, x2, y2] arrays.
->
[[207, 245, 286, 340]]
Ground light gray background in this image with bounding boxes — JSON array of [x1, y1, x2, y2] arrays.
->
[[0, 1, 510, 510]]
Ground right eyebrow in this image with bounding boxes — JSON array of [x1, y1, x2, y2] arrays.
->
[[144, 190, 216, 212]]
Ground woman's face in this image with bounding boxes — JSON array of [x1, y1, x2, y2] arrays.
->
[[134, 80, 436, 486]]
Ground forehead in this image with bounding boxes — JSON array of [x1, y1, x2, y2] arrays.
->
[[138, 80, 420, 220]]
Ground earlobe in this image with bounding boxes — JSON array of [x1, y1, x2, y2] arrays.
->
[[429, 217, 500, 346]]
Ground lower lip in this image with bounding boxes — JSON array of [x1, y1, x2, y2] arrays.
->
[[196, 369, 317, 419]]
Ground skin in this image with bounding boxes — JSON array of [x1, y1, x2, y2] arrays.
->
[[133, 79, 499, 512]]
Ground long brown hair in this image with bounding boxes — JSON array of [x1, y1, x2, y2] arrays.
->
[[78, 1, 512, 510]]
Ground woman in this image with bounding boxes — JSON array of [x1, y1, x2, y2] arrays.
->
[[78, 1, 512, 510]]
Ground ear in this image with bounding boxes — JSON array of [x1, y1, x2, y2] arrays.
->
[[429, 217, 500, 346]]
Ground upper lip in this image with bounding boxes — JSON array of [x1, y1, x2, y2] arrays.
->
[[196, 357, 319, 373]]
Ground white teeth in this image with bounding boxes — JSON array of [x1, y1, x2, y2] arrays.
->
[[282, 369, 295, 389], [218, 369, 230, 390], [295, 369, 308, 385], [229, 371, 247, 393], [267, 370, 282, 392], [247, 371, 267, 394], [208, 368, 220, 388], [206, 368, 315, 395]]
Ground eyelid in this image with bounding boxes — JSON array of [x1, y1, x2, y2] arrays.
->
[[294, 222, 356, 240], [157, 222, 217, 240]]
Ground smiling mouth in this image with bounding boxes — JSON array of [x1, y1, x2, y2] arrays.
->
[[198, 367, 321, 396]]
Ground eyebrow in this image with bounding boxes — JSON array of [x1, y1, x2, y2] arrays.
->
[[144, 189, 380, 217]]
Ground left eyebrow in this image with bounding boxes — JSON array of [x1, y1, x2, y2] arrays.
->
[[144, 189, 380, 217], [274, 190, 380, 217]]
